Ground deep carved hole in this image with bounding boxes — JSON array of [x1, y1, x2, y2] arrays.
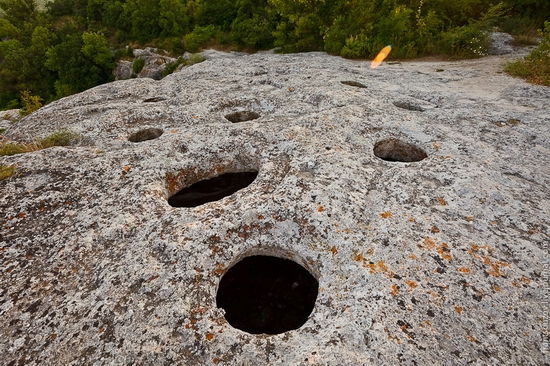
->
[[341, 80, 367, 88], [374, 138, 428, 162], [128, 128, 164, 142], [168, 171, 258, 207], [216, 255, 318, 335], [225, 111, 260, 123], [393, 101, 424, 111]]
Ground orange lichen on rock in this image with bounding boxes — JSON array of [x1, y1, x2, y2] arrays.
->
[[206, 333, 214, 341], [405, 280, 418, 289], [364, 260, 392, 277], [391, 284, 399, 296], [482, 254, 511, 277], [467, 336, 476, 342], [438, 197, 447, 206], [458, 267, 471, 275], [454, 306, 463, 314], [423, 237, 437, 250], [437, 243, 452, 261], [331, 246, 338, 256], [430, 226, 440, 233], [380, 211, 393, 218]]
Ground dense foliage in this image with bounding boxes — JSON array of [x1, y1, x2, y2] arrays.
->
[[0, 0, 548, 109]]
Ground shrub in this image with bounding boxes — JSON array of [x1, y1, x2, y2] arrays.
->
[[19, 90, 43, 117], [0, 165, 16, 181], [184, 25, 218, 52], [132, 58, 145, 74], [162, 53, 205, 77], [505, 21, 550, 86], [437, 24, 489, 58]]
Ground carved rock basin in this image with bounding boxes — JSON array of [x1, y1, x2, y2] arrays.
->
[[1, 50, 549, 365]]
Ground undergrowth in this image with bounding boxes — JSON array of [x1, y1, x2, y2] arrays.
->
[[505, 21, 550, 86], [162, 53, 206, 77]]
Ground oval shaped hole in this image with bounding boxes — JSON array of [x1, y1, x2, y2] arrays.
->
[[374, 138, 427, 162], [168, 171, 258, 207], [393, 101, 423, 111], [225, 111, 260, 123], [128, 128, 164, 142], [216, 255, 319, 335], [341, 80, 367, 88]]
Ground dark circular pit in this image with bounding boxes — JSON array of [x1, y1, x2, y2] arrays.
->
[[374, 138, 428, 162], [216, 255, 319, 335], [225, 111, 260, 123], [128, 127, 164, 142]]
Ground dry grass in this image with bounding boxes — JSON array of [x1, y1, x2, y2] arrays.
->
[[0, 164, 16, 180], [0, 131, 80, 156]]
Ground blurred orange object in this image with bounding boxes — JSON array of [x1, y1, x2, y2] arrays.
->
[[370, 45, 392, 69]]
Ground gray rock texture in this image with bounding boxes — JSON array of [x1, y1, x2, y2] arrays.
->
[[488, 32, 515, 55], [1, 49, 550, 365]]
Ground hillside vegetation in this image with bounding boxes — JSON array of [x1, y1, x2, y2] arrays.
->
[[0, 0, 548, 110]]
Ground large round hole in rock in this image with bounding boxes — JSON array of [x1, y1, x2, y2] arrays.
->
[[128, 127, 164, 142], [168, 171, 258, 207], [374, 138, 427, 162], [216, 255, 318, 335], [225, 111, 260, 123]]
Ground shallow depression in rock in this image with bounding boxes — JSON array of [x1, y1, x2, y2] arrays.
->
[[168, 171, 258, 207], [128, 127, 164, 142], [225, 111, 260, 123], [216, 255, 319, 335], [374, 138, 427, 162]]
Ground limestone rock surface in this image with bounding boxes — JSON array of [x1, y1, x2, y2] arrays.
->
[[1, 49, 550, 365]]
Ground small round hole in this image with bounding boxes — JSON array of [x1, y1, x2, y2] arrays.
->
[[374, 138, 427, 162], [168, 171, 258, 207], [225, 111, 260, 123], [216, 255, 318, 334], [128, 128, 164, 142]]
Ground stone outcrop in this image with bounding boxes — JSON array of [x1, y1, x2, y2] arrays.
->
[[488, 32, 516, 55], [113, 47, 177, 80], [1, 49, 549, 364]]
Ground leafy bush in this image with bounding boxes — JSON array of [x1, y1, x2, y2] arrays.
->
[[505, 21, 550, 86], [19, 90, 43, 117], [184, 25, 218, 52], [132, 57, 145, 74]]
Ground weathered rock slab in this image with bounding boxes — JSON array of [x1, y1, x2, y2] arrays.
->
[[1, 50, 549, 365]]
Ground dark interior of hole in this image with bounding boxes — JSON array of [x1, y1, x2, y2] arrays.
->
[[168, 171, 258, 207], [128, 128, 164, 142], [393, 101, 423, 111], [374, 138, 428, 162], [225, 111, 260, 123], [341, 80, 367, 88], [216, 255, 318, 335]]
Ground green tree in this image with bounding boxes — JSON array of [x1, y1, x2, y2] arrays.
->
[[45, 29, 114, 98], [158, 0, 188, 37], [0, 0, 37, 28]]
